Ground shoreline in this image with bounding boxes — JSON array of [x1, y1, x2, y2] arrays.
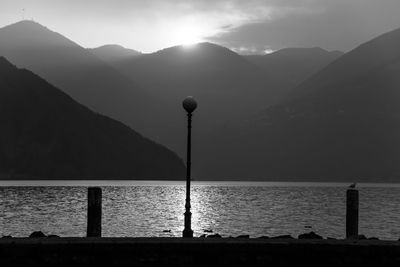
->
[[1, 179, 400, 187], [2, 236, 399, 244], [1, 237, 400, 266]]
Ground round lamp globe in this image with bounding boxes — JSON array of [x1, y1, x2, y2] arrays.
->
[[182, 96, 197, 113]]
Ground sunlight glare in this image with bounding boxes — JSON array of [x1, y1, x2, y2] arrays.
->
[[172, 24, 204, 47]]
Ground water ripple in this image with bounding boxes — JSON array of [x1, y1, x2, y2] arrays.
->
[[1, 183, 400, 239]]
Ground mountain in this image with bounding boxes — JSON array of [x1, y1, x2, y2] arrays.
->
[[0, 57, 185, 179], [244, 48, 343, 102], [109, 42, 271, 113], [0, 21, 346, 180], [0, 20, 152, 134], [106, 42, 277, 160], [286, 30, 400, 105], [0, 22, 269, 158], [110, 43, 342, 179], [105, 44, 343, 142], [213, 27, 400, 182], [88, 44, 141, 64]]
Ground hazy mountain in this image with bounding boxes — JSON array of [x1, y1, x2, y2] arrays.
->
[[244, 48, 343, 100], [110, 42, 271, 112], [0, 57, 185, 179], [109, 43, 344, 178], [0, 21, 152, 134], [0, 20, 348, 180], [88, 44, 141, 64], [106, 42, 277, 159], [286, 29, 400, 105], [0, 22, 268, 159], [210, 27, 400, 182]]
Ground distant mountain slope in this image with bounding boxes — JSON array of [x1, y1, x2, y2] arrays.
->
[[0, 21, 151, 133], [111, 43, 343, 179], [244, 48, 343, 101], [107, 42, 277, 161], [0, 22, 271, 160], [213, 27, 400, 181], [286, 28, 400, 106], [115, 42, 270, 111], [0, 57, 185, 179], [88, 45, 141, 64], [0, 20, 348, 180]]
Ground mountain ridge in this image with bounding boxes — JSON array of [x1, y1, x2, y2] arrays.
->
[[0, 20, 152, 136], [0, 56, 185, 179], [0, 20, 352, 180], [286, 27, 400, 104], [215, 26, 400, 181], [88, 44, 141, 63]]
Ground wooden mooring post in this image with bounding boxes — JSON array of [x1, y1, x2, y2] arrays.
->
[[346, 188, 359, 238], [87, 187, 102, 237]]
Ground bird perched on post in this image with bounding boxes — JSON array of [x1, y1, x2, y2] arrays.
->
[[349, 183, 357, 189]]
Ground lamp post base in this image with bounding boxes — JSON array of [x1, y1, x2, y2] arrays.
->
[[182, 228, 193, 238], [183, 210, 193, 237]]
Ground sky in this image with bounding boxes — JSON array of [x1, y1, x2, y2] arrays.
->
[[1, 0, 400, 54]]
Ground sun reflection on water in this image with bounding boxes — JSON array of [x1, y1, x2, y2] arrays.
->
[[1, 184, 400, 239]]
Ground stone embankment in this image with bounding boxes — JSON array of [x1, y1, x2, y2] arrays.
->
[[1, 236, 400, 267]]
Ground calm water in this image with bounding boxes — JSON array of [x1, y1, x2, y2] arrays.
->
[[1, 181, 400, 240]]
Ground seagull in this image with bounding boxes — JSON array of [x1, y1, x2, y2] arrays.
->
[[349, 183, 357, 189]]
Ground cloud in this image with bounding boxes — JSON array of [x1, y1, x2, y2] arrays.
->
[[1, 0, 274, 51], [208, 0, 400, 53], [1, 0, 400, 52]]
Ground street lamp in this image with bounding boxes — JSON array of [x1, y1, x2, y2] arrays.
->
[[182, 96, 197, 238]]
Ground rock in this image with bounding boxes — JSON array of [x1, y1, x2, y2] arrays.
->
[[203, 229, 213, 233], [348, 234, 367, 240], [357, 235, 367, 240], [327, 237, 337, 240], [368, 237, 379, 240], [198, 234, 206, 238], [258, 236, 270, 239], [29, 231, 46, 238], [271, 235, 294, 239], [162, 230, 171, 233], [298, 231, 323, 240], [47, 234, 60, 238], [236, 235, 250, 239], [2, 235, 12, 239], [207, 234, 222, 238]]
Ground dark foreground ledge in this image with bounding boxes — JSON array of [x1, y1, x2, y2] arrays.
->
[[1, 237, 400, 267]]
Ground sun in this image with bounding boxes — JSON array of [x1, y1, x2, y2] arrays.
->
[[172, 24, 204, 47], [178, 34, 201, 46], [180, 40, 200, 48]]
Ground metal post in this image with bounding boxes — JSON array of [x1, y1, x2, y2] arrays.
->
[[346, 188, 359, 238], [182, 97, 197, 238], [87, 187, 102, 237], [183, 113, 193, 237]]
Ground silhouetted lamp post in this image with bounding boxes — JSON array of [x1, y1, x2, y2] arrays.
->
[[182, 96, 197, 238]]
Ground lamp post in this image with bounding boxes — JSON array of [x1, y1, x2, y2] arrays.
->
[[182, 96, 197, 238]]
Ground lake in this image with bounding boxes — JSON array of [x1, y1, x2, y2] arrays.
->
[[1, 181, 400, 240]]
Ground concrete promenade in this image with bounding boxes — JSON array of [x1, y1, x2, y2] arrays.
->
[[1, 237, 400, 266]]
